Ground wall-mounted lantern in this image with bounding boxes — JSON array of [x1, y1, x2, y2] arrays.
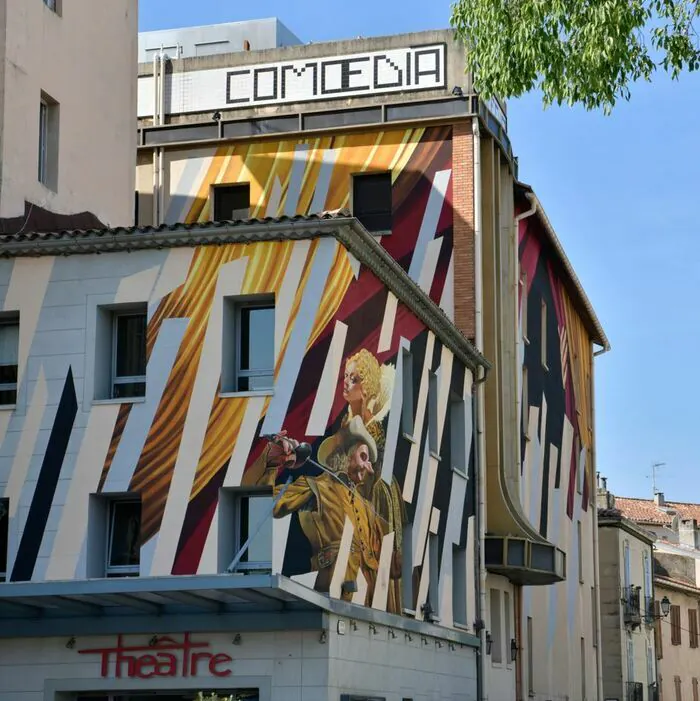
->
[[510, 638, 518, 662], [660, 596, 671, 618]]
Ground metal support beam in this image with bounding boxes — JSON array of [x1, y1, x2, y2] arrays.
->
[[97, 593, 162, 614], [35, 596, 103, 616], [160, 591, 222, 612]]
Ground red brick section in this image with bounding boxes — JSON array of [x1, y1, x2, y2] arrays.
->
[[452, 120, 476, 342]]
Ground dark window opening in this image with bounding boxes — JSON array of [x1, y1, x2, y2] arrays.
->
[[106, 499, 141, 577], [353, 172, 392, 232], [214, 183, 251, 221]]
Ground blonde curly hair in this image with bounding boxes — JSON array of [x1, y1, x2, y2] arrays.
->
[[346, 349, 382, 403]]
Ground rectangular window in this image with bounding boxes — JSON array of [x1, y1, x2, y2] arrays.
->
[[576, 437, 585, 494], [655, 600, 664, 659], [690, 609, 699, 648], [675, 676, 682, 701], [644, 552, 652, 605], [111, 309, 147, 399], [520, 271, 529, 343], [0, 498, 8, 582], [213, 183, 250, 221], [490, 588, 502, 664], [43, 0, 60, 12], [222, 296, 275, 393], [527, 616, 534, 696], [647, 641, 654, 687], [222, 489, 273, 574], [504, 591, 512, 667], [540, 298, 548, 370], [38, 93, 59, 190], [452, 543, 467, 626], [624, 540, 631, 589], [581, 637, 586, 701], [402, 521, 415, 612], [522, 364, 529, 439], [578, 520, 583, 584], [401, 350, 414, 437], [106, 499, 141, 577], [0, 316, 19, 406], [353, 172, 392, 233], [426, 533, 439, 621], [671, 605, 682, 645], [450, 396, 467, 476], [693, 678, 698, 701]]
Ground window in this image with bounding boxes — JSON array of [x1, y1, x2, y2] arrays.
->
[[693, 678, 698, 701], [452, 544, 467, 626], [212, 183, 250, 221], [647, 641, 655, 687], [577, 520, 583, 583], [401, 350, 414, 437], [644, 552, 652, 605], [490, 588, 503, 664], [675, 676, 682, 701], [450, 396, 467, 476], [0, 498, 8, 582], [426, 533, 439, 621], [42, 0, 60, 12], [106, 499, 141, 577], [111, 309, 147, 399], [540, 298, 548, 370], [627, 633, 634, 683], [576, 437, 585, 494], [690, 609, 699, 648], [527, 617, 534, 696], [520, 271, 529, 343], [222, 296, 275, 393], [0, 316, 19, 406], [624, 540, 631, 589], [655, 600, 664, 659], [671, 605, 682, 645], [352, 172, 392, 233], [504, 591, 512, 667], [402, 521, 415, 612], [38, 93, 59, 190], [522, 365, 529, 439], [220, 489, 273, 573]]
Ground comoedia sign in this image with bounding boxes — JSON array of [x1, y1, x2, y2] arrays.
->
[[137, 44, 447, 118]]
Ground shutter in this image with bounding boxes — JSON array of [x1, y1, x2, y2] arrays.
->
[[655, 601, 664, 659]]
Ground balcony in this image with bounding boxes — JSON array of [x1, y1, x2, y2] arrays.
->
[[622, 585, 642, 628], [644, 595, 656, 626], [484, 536, 566, 585], [626, 682, 643, 701]]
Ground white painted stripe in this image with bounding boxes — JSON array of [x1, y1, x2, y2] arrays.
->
[[371, 531, 395, 612], [346, 249, 361, 279], [380, 337, 409, 486], [292, 571, 319, 589], [115, 265, 160, 304], [377, 292, 398, 354], [196, 506, 220, 575], [435, 347, 454, 444], [407, 169, 451, 282], [310, 148, 339, 213], [4, 258, 53, 388], [412, 452, 439, 568], [417, 237, 443, 294], [274, 240, 311, 365], [306, 321, 348, 436], [102, 318, 189, 493], [466, 515, 476, 626], [0, 414, 11, 457], [150, 248, 195, 303], [402, 331, 435, 502], [414, 536, 432, 622], [561, 416, 574, 502], [262, 239, 337, 436], [546, 445, 559, 541], [165, 155, 213, 224], [530, 396, 547, 526], [148, 257, 248, 576], [439, 254, 454, 320], [224, 396, 267, 488], [272, 513, 292, 575], [266, 177, 283, 218], [45, 404, 121, 580], [429, 507, 441, 535], [329, 516, 355, 600], [353, 569, 368, 605], [521, 406, 539, 512], [283, 144, 310, 216], [4, 369, 47, 518]]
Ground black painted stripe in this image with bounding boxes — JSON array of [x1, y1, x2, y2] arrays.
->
[[11, 368, 78, 582]]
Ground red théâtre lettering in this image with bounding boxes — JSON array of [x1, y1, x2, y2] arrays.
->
[[78, 633, 233, 679]]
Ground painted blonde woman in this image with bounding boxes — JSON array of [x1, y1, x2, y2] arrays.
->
[[339, 348, 406, 614]]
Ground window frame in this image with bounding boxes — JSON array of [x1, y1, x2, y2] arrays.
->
[[671, 604, 682, 646], [38, 92, 59, 190], [111, 309, 147, 400], [401, 349, 415, 439], [0, 315, 20, 407], [228, 488, 274, 574], [352, 171, 393, 234], [489, 588, 503, 665], [690, 608, 699, 649], [105, 498, 141, 578], [211, 182, 251, 222], [0, 498, 8, 582], [42, 0, 61, 13]]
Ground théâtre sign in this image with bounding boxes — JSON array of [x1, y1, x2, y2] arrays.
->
[[78, 633, 233, 679], [137, 44, 447, 118]]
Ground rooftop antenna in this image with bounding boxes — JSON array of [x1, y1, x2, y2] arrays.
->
[[649, 461, 666, 496]]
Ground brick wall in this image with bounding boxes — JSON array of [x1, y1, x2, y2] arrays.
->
[[452, 120, 475, 343]]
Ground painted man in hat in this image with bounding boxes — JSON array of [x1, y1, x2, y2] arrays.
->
[[241, 416, 385, 605]]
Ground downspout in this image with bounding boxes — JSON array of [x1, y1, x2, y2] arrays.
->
[[158, 50, 167, 224], [152, 52, 160, 225], [513, 191, 537, 701], [472, 116, 488, 701]]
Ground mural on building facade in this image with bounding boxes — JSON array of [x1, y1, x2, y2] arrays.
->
[[0, 125, 477, 626]]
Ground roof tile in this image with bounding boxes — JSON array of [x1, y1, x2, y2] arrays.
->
[[615, 496, 700, 526]]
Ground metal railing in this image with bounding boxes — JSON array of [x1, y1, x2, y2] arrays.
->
[[622, 585, 642, 627], [626, 681, 643, 701], [644, 595, 656, 625]]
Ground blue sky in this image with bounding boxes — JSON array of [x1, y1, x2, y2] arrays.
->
[[139, 0, 700, 502]]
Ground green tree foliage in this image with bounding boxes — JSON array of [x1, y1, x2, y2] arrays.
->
[[450, 0, 700, 112]]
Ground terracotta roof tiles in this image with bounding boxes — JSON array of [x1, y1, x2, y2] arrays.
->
[[615, 496, 700, 526]]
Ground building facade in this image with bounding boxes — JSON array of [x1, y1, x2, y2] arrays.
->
[[597, 489, 657, 701], [0, 0, 137, 229]]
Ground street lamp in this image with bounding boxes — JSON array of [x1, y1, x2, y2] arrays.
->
[[660, 596, 671, 618]]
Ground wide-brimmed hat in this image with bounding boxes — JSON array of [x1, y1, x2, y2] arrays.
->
[[317, 415, 378, 469]]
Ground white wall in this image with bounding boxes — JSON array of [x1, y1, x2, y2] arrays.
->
[[0, 0, 137, 225]]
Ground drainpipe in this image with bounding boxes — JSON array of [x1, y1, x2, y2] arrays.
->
[[152, 52, 160, 225], [472, 116, 488, 701], [158, 51, 167, 223]]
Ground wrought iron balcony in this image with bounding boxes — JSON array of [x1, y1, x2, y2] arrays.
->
[[626, 681, 643, 701], [622, 585, 642, 628], [644, 595, 656, 625]]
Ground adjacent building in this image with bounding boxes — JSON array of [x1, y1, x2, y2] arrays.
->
[[0, 0, 137, 230], [597, 483, 657, 701]]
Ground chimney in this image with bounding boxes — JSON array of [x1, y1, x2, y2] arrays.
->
[[679, 519, 699, 549], [596, 473, 615, 510], [655, 492, 665, 507]]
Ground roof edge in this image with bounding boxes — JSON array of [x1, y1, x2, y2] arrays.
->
[[515, 182, 610, 352]]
